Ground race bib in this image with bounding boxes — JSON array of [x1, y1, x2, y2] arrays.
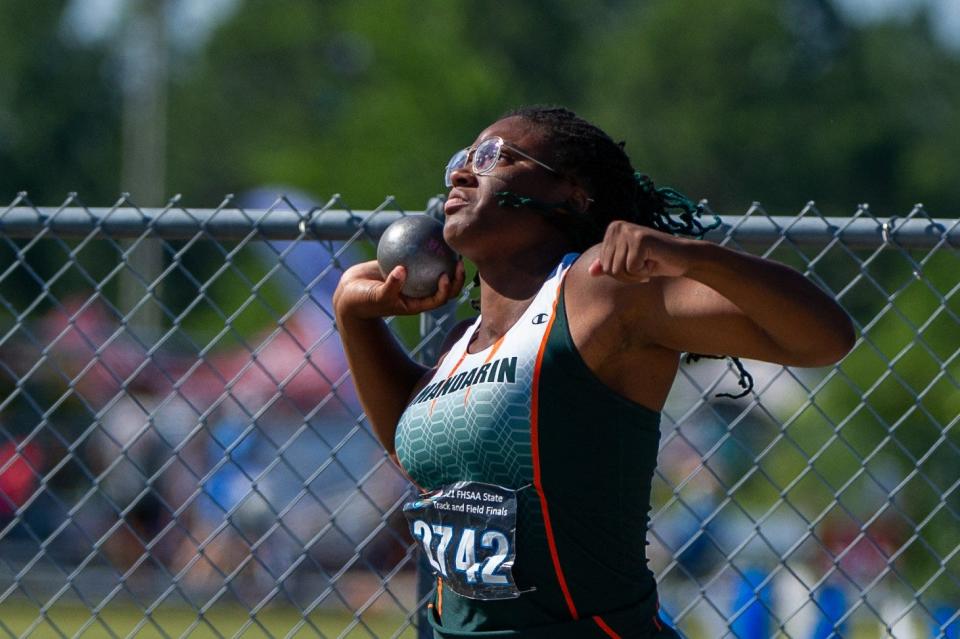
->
[[403, 481, 520, 600]]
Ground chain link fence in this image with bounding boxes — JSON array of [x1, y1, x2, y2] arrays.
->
[[0, 194, 956, 638]]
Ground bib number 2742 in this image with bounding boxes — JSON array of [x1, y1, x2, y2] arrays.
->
[[412, 521, 510, 586], [403, 481, 521, 600]]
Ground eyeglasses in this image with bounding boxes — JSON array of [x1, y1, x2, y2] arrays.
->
[[444, 136, 558, 188]]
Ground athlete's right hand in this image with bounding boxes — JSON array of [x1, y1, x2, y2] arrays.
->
[[333, 259, 466, 320]]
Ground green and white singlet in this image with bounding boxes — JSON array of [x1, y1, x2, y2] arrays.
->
[[396, 254, 677, 638]]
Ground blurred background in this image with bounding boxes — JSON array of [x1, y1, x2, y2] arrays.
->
[[0, 1, 958, 637], [2, 0, 959, 213]]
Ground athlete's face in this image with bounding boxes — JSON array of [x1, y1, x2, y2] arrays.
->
[[442, 117, 575, 258]]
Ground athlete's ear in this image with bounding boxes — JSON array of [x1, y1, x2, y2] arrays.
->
[[566, 187, 592, 215]]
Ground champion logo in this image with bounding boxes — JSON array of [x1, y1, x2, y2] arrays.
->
[[532, 313, 549, 325]]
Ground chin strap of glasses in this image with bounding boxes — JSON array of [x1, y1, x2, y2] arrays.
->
[[495, 191, 586, 217], [495, 190, 603, 244]]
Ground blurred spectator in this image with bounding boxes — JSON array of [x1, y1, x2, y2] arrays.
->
[[730, 567, 774, 639], [174, 410, 276, 594], [86, 382, 197, 569], [0, 436, 44, 531], [932, 606, 959, 639], [811, 583, 847, 639]]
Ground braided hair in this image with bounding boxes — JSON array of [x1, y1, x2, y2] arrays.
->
[[499, 105, 751, 399], [502, 105, 720, 249]]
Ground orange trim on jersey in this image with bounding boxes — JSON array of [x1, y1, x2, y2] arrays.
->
[[429, 348, 470, 417], [592, 616, 622, 639], [463, 335, 505, 405], [530, 275, 579, 620], [652, 597, 664, 630], [436, 577, 443, 617]]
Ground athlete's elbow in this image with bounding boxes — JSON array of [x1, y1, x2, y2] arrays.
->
[[797, 319, 857, 367]]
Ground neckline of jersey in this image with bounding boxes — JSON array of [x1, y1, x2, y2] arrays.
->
[[463, 253, 579, 357]]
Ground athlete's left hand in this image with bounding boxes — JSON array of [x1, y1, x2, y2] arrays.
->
[[587, 221, 696, 283]]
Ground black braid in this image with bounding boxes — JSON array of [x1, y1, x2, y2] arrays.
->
[[497, 105, 750, 399], [685, 354, 754, 400], [633, 173, 722, 239]]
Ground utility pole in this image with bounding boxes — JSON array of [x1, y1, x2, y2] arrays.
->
[[118, 0, 167, 343]]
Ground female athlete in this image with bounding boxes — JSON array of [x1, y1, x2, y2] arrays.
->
[[333, 106, 854, 638]]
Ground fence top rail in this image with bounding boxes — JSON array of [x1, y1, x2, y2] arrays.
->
[[0, 205, 957, 248]]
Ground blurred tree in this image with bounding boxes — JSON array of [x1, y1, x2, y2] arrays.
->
[[0, 1, 124, 336], [577, 0, 960, 216], [167, 0, 515, 207], [0, 0, 120, 202], [3, 0, 958, 217]]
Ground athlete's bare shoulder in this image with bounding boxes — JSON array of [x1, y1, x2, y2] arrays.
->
[[561, 246, 679, 410], [565, 245, 664, 328]]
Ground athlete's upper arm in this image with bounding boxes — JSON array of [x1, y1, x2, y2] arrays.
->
[[650, 276, 787, 362], [568, 248, 786, 363]]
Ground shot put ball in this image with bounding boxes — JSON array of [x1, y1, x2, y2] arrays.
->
[[377, 215, 458, 298]]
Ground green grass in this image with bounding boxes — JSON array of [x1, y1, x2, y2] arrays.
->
[[0, 598, 933, 638], [0, 602, 418, 639]]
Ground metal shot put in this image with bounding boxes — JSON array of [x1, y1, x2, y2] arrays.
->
[[377, 215, 458, 298]]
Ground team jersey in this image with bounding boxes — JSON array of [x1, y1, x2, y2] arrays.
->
[[395, 254, 676, 638]]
